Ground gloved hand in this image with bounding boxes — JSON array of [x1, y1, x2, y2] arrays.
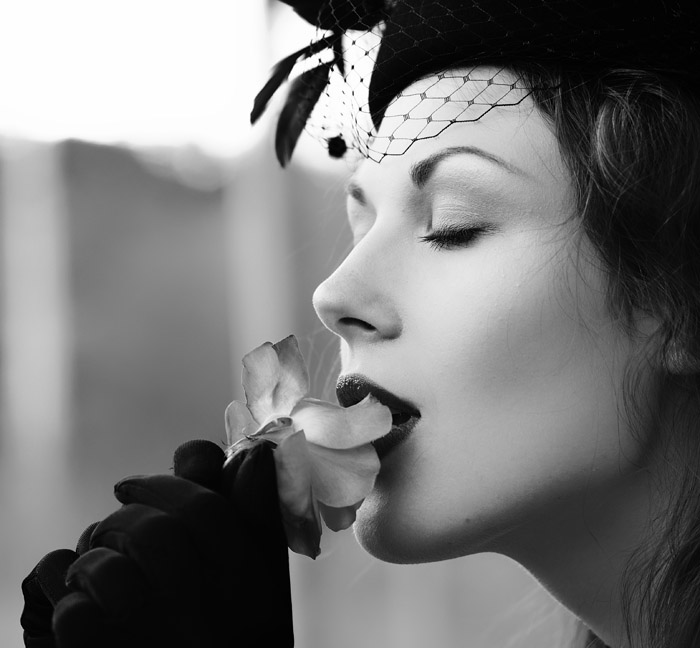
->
[[21, 440, 293, 648]]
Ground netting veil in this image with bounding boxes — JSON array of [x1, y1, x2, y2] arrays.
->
[[251, 0, 700, 166]]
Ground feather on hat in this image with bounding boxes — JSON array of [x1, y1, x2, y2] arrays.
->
[[253, 0, 700, 166]]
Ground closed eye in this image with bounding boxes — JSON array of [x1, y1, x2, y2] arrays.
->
[[419, 224, 493, 250]]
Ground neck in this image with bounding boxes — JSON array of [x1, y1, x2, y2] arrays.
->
[[500, 465, 666, 648]]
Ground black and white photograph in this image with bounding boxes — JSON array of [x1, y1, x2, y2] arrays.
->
[[4, 2, 700, 647]]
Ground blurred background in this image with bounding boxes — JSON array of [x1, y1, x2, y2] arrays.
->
[[0, 2, 578, 646]]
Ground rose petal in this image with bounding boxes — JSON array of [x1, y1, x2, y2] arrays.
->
[[274, 430, 322, 558], [281, 499, 322, 559], [225, 401, 258, 445], [319, 501, 360, 532], [253, 416, 296, 445], [307, 442, 380, 507], [272, 335, 309, 412], [291, 394, 392, 450], [242, 336, 309, 423], [241, 342, 281, 423], [274, 430, 312, 516]]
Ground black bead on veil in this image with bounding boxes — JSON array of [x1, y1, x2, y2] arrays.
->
[[252, 0, 700, 166]]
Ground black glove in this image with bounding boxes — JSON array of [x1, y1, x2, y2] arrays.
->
[[21, 440, 293, 648]]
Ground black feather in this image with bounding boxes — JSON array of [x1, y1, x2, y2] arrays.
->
[[275, 62, 333, 167], [333, 33, 345, 76], [250, 39, 332, 125]]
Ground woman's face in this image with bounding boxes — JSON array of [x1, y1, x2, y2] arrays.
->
[[313, 69, 657, 564]]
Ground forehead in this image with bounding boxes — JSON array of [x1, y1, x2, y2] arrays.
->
[[365, 66, 533, 159], [353, 70, 565, 192]]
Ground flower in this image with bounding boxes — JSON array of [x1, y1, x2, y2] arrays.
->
[[225, 335, 392, 558]]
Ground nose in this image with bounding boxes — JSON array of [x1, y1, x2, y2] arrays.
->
[[313, 240, 402, 344]]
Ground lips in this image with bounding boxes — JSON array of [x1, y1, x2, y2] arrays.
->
[[336, 374, 421, 424], [336, 374, 421, 458]]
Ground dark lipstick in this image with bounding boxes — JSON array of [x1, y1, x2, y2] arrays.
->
[[336, 374, 421, 458]]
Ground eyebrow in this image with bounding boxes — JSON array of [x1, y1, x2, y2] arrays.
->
[[345, 145, 523, 203], [410, 145, 522, 188]]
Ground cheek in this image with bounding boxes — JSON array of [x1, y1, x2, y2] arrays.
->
[[420, 235, 621, 421], [356, 238, 651, 563]]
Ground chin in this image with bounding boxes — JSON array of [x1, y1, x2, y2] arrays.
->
[[353, 496, 420, 564], [352, 489, 473, 565], [353, 483, 517, 564]]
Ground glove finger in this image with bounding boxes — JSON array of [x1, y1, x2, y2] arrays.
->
[[32, 549, 78, 606], [21, 577, 58, 646], [21, 549, 78, 646], [113, 474, 238, 563], [89, 503, 203, 599], [60, 559, 204, 648], [172, 439, 225, 491], [65, 547, 147, 620], [21, 567, 58, 645], [53, 591, 116, 648], [22, 630, 56, 648], [75, 521, 100, 556]]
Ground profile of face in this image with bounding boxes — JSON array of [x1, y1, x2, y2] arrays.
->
[[313, 67, 660, 566]]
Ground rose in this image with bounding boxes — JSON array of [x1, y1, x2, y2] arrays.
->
[[225, 335, 391, 558]]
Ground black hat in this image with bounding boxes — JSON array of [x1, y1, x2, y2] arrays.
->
[[253, 0, 700, 166]]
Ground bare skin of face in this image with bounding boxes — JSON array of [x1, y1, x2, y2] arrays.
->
[[314, 67, 670, 648]]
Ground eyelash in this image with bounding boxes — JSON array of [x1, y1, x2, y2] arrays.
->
[[419, 224, 490, 250]]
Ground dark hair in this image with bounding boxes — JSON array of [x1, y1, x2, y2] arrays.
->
[[520, 65, 700, 647]]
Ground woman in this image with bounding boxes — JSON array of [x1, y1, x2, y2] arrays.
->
[[22, 1, 700, 647]]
